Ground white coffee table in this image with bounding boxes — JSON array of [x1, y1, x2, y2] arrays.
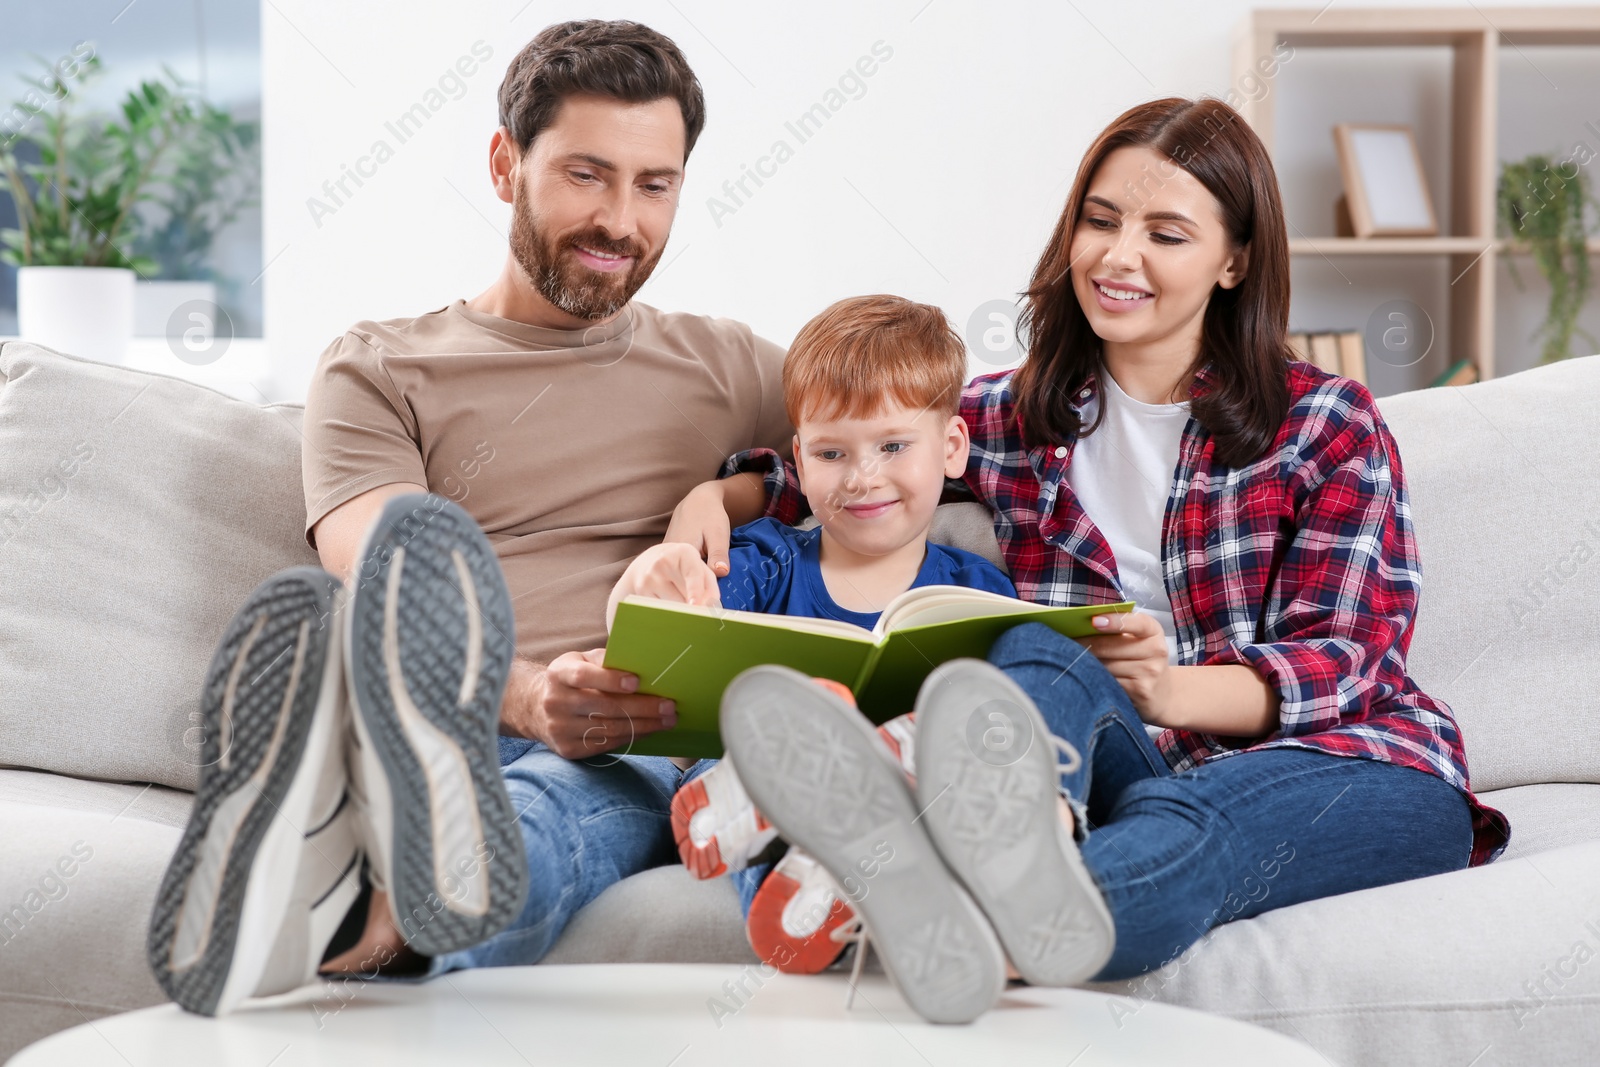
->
[[11, 964, 1326, 1066]]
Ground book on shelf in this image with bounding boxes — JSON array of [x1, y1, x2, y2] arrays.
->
[[1288, 331, 1368, 386], [1309, 333, 1343, 376], [1336, 332, 1367, 386], [1428, 358, 1478, 388], [602, 586, 1135, 757]]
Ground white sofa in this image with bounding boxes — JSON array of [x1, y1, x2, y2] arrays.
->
[[3, 340, 1598, 1066]]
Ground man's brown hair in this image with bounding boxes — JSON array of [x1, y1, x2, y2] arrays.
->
[[783, 295, 967, 427], [497, 20, 706, 158]]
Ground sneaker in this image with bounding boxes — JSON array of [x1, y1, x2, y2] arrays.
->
[[148, 568, 363, 1016], [688, 711, 921, 976], [670, 759, 778, 880], [344, 493, 528, 957], [745, 846, 860, 974], [912, 659, 1115, 987], [672, 678, 866, 880], [676, 687, 923, 976], [720, 665, 1005, 1025]]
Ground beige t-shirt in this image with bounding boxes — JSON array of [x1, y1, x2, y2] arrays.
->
[[302, 299, 790, 665]]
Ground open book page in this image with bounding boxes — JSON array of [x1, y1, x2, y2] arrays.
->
[[855, 596, 1136, 715], [872, 584, 1042, 638], [619, 596, 875, 641]]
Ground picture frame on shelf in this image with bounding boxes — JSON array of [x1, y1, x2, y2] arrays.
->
[[1332, 123, 1439, 238]]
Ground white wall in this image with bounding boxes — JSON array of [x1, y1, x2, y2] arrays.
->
[[260, 0, 1600, 401]]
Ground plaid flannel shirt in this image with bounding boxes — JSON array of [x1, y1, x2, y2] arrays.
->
[[722, 360, 1509, 867]]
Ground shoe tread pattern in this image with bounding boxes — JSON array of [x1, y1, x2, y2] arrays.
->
[[348, 497, 527, 956], [146, 568, 337, 1015], [721, 666, 1003, 1023], [915, 661, 1115, 987]]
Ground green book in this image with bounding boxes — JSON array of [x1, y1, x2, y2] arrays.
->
[[601, 585, 1135, 757]]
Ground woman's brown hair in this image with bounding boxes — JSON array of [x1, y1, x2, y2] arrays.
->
[[1012, 97, 1292, 468]]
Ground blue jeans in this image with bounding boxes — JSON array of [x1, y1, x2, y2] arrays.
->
[[427, 737, 717, 974], [988, 622, 1475, 982]]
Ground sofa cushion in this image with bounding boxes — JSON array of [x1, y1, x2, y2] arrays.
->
[[928, 500, 1008, 573], [1375, 354, 1600, 792], [540, 831, 1600, 1066], [0, 342, 318, 791], [1082, 836, 1600, 1067], [542, 865, 756, 966], [1477, 782, 1600, 861], [0, 769, 190, 1062]]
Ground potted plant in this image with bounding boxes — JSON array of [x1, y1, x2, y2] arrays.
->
[[1496, 153, 1599, 365], [130, 103, 259, 341], [0, 55, 192, 362]]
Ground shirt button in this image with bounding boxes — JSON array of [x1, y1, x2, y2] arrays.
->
[[1054, 446, 1068, 458]]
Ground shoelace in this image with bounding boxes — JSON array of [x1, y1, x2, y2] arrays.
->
[[834, 914, 871, 1009], [838, 732, 1087, 1010]]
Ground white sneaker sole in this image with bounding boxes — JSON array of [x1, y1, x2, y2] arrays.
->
[[913, 659, 1116, 986], [147, 568, 349, 1015], [345, 494, 526, 956], [720, 665, 1005, 1024]]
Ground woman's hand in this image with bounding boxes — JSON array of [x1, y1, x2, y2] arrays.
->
[[665, 480, 736, 577], [1076, 611, 1180, 726]]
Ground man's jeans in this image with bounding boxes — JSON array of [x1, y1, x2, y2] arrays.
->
[[426, 738, 716, 975], [986, 622, 1476, 982]]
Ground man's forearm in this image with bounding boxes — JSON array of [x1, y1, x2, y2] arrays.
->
[[1160, 664, 1280, 739], [499, 656, 547, 740]]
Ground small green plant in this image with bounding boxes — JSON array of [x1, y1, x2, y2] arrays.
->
[[133, 102, 259, 281], [0, 55, 247, 276], [1496, 154, 1599, 365]]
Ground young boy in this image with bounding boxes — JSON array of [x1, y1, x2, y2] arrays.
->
[[605, 294, 1015, 974]]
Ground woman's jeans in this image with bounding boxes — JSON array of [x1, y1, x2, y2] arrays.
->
[[987, 622, 1475, 982]]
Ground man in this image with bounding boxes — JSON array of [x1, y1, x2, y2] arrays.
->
[[146, 19, 790, 1013]]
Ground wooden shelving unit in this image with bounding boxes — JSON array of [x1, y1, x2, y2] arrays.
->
[[1289, 237, 1600, 255], [1233, 6, 1600, 382]]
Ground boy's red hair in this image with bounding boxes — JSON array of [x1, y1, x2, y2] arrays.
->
[[782, 295, 966, 426]]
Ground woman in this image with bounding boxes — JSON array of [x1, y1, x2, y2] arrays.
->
[[668, 96, 1510, 1021]]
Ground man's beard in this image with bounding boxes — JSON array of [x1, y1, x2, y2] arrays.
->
[[509, 193, 664, 321]]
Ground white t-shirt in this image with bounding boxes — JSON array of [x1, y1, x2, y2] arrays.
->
[[1066, 369, 1190, 665]]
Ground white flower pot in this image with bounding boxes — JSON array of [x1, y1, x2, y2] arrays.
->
[[17, 265, 137, 363]]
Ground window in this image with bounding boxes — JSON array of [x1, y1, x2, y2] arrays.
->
[[0, 1, 262, 337]]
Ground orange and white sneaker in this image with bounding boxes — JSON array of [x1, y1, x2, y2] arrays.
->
[[671, 680, 924, 975], [672, 678, 868, 880], [744, 710, 919, 976], [721, 666, 1006, 1024], [671, 757, 779, 879], [746, 845, 861, 974]]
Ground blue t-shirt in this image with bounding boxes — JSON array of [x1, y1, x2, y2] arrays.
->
[[718, 517, 1016, 628]]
